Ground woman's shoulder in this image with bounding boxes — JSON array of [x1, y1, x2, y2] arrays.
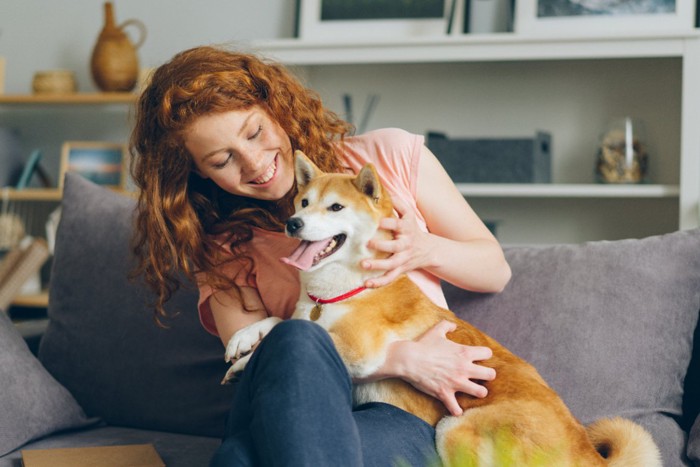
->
[[345, 127, 419, 147], [342, 128, 423, 165], [340, 128, 425, 200]]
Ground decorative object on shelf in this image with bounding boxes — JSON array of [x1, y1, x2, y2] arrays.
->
[[426, 131, 551, 183], [0, 212, 25, 251], [595, 117, 649, 184], [0, 236, 49, 312], [15, 150, 52, 190], [90, 2, 146, 92], [342, 93, 380, 134], [31, 70, 77, 94], [515, 0, 696, 35], [59, 141, 128, 189], [297, 0, 457, 40], [0, 127, 23, 188], [464, 0, 514, 33]]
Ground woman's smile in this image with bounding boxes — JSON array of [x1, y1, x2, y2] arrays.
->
[[250, 154, 278, 185]]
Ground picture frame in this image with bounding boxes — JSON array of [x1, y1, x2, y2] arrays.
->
[[59, 141, 128, 189], [515, 0, 696, 35], [297, 0, 455, 41]]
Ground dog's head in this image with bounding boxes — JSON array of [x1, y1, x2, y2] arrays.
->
[[280, 150, 393, 273]]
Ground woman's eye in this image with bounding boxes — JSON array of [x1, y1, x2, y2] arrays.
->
[[212, 154, 232, 169], [301, 199, 308, 208], [248, 125, 262, 140], [329, 203, 344, 212]]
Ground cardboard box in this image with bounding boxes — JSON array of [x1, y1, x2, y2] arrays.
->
[[21, 444, 165, 467], [427, 131, 552, 183]]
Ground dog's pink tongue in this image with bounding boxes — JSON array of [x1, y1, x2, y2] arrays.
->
[[281, 239, 330, 271]]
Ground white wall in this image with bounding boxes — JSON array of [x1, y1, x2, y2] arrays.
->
[[0, 0, 294, 94]]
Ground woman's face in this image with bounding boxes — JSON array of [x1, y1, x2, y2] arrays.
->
[[186, 106, 294, 201]]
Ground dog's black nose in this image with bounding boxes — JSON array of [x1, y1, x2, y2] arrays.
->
[[286, 217, 304, 234]]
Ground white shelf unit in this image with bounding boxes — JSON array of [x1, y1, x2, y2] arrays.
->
[[250, 32, 700, 244], [456, 183, 680, 198]]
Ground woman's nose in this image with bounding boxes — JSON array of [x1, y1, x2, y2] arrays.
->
[[239, 151, 264, 174]]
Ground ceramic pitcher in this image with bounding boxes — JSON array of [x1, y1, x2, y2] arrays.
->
[[90, 2, 146, 92]]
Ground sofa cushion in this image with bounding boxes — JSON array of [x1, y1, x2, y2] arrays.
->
[[444, 229, 700, 467], [0, 311, 96, 456], [39, 174, 234, 438]]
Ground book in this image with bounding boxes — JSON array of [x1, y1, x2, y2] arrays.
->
[[21, 444, 165, 467], [15, 149, 52, 189], [0, 236, 49, 312]]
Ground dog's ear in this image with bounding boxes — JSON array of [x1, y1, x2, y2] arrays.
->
[[353, 163, 381, 203], [294, 150, 322, 188]]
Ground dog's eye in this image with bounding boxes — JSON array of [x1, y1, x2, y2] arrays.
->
[[301, 199, 308, 208], [329, 203, 344, 212]]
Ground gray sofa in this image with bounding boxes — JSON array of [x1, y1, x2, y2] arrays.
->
[[1, 173, 700, 466]]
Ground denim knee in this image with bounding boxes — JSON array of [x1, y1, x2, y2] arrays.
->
[[251, 319, 347, 377], [259, 319, 334, 356]]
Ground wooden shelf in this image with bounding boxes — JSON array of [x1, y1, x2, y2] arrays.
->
[[457, 184, 680, 198], [11, 291, 49, 308], [0, 92, 138, 105], [1, 188, 63, 201]]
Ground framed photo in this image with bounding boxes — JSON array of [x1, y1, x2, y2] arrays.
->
[[59, 141, 128, 189], [297, 0, 454, 41], [515, 0, 696, 35]]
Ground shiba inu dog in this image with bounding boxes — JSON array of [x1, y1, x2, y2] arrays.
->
[[225, 150, 661, 466]]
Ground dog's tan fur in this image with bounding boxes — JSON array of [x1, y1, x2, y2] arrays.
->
[[256, 151, 662, 466]]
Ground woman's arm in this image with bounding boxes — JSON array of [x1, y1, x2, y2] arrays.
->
[[210, 286, 268, 347], [355, 320, 496, 416], [363, 145, 511, 291]]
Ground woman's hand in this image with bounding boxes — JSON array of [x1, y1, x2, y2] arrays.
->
[[363, 196, 433, 288], [388, 320, 496, 416]]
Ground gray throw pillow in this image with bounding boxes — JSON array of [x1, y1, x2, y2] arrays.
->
[[443, 230, 700, 467], [39, 174, 233, 438], [0, 311, 95, 456]]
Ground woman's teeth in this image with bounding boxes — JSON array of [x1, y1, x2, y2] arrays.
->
[[252, 159, 276, 184]]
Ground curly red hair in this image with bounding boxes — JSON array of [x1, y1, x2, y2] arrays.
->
[[129, 46, 352, 324]]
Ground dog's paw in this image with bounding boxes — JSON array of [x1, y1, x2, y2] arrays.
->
[[224, 317, 283, 363], [220, 353, 254, 385]]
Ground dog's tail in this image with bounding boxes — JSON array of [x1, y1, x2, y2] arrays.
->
[[586, 417, 662, 467]]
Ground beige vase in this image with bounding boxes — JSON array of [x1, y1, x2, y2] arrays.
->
[[90, 2, 146, 92]]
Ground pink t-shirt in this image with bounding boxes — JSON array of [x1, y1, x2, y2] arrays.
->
[[197, 128, 448, 336]]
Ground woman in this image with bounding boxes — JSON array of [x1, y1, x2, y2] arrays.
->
[[130, 46, 511, 466]]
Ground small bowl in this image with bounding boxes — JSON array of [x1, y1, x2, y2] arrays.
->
[[32, 70, 77, 94]]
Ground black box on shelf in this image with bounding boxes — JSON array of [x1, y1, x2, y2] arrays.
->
[[426, 131, 552, 183]]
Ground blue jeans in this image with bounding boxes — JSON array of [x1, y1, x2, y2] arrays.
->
[[210, 320, 438, 467]]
